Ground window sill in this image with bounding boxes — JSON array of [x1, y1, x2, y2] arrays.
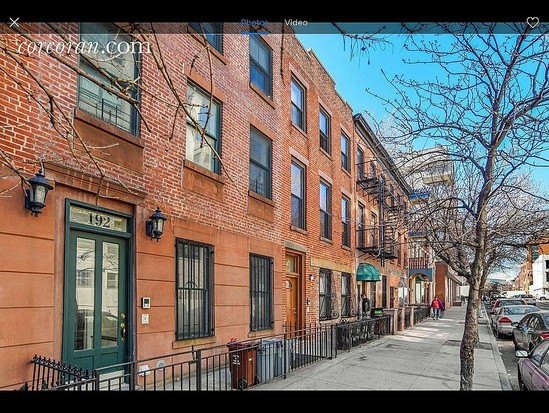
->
[[248, 190, 274, 206], [320, 147, 332, 160], [187, 30, 227, 65], [248, 328, 275, 338], [74, 108, 142, 147], [341, 245, 352, 252], [172, 336, 216, 349], [250, 83, 275, 108], [320, 236, 333, 244], [183, 160, 224, 184], [290, 225, 307, 235], [291, 122, 308, 138]]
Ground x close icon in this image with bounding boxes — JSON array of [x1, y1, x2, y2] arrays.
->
[[9, 17, 19, 28]]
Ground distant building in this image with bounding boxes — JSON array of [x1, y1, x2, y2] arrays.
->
[[399, 146, 465, 305]]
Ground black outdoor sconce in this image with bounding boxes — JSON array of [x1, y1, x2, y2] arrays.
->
[[146, 207, 167, 241], [25, 167, 54, 217]]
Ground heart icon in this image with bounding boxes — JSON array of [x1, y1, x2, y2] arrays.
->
[[526, 16, 539, 29]]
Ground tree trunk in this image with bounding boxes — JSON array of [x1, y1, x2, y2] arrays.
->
[[460, 282, 480, 390]]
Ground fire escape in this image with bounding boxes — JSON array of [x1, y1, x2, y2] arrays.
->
[[356, 160, 407, 264]]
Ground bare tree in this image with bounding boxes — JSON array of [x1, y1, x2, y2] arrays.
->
[[365, 23, 549, 390], [0, 22, 240, 204]]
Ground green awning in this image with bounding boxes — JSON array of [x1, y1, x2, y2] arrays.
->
[[356, 263, 381, 282]]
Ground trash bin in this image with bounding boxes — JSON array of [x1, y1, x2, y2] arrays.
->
[[257, 338, 283, 383], [370, 307, 384, 317], [227, 341, 259, 390]]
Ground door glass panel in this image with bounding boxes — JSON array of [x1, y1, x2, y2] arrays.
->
[[102, 242, 119, 347], [286, 255, 296, 273], [75, 238, 96, 350]]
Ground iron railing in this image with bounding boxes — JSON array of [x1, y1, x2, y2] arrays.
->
[[413, 305, 431, 323], [336, 316, 391, 352], [29, 324, 335, 391], [27, 308, 436, 391], [28, 355, 94, 390]]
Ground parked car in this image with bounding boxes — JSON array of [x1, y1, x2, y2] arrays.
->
[[490, 295, 505, 307], [516, 339, 549, 390], [518, 294, 536, 305], [491, 298, 526, 314], [536, 293, 549, 301], [492, 305, 538, 338], [512, 310, 549, 351]]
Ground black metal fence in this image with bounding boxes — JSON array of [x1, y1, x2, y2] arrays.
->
[[336, 316, 391, 352], [27, 308, 431, 391], [413, 305, 431, 324], [31, 324, 334, 391], [28, 355, 94, 391]]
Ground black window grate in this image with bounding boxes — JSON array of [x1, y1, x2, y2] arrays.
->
[[250, 254, 274, 331]]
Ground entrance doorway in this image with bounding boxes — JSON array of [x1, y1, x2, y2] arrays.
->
[[285, 252, 302, 329], [63, 202, 131, 372]]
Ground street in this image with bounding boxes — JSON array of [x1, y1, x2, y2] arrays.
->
[[491, 300, 549, 391]]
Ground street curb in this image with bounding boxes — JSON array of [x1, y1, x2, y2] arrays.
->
[[482, 306, 513, 390]]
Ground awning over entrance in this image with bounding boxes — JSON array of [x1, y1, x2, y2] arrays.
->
[[356, 263, 381, 282]]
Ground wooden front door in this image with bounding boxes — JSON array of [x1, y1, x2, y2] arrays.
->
[[285, 253, 302, 330]]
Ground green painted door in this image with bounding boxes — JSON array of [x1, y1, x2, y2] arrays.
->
[[64, 230, 127, 372]]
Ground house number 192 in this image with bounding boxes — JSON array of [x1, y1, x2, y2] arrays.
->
[[89, 213, 111, 228]]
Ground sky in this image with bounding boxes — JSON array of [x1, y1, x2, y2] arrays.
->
[[297, 29, 547, 281], [296, 31, 549, 186]]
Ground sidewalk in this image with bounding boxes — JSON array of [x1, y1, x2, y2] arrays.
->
[[255, 305, 512, 390]]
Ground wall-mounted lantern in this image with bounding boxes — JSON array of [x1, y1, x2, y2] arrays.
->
[[146, 207, 167, 241], [25, 167, 54, 217]]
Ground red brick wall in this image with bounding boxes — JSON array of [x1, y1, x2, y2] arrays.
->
[[0, 24, 289, 388]]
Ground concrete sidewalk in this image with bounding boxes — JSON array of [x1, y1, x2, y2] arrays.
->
[[256, 305, 512, 390]]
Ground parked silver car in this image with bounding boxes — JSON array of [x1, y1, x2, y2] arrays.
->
[[492, 305, 538, 338], [518, 294, 536, 305]]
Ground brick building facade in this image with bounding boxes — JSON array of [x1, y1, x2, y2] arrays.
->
[[0, 23, 409, 389]]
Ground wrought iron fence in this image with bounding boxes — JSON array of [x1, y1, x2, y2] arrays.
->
[[28, 355, 94, 390], [413, 305, 431, 323], [336, 316, 391, 352], [28, 324, 335, 391]]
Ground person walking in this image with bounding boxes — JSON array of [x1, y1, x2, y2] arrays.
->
[[431, 296, 441, 320], [437, 297, 445, 318]]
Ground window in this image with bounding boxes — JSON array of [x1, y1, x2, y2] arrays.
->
[[371, 212, 378, 247], [342, 196, 350, 247], [249, 127, 272, 198], [341, 273, 351, 317], [291, 78, 306, 130], [319, 107, 330, 153], [357, 147, 364, 179], [176, 240, 213, 340], [78, 23, 140, 135], [382, 275, 387, 308], [341, 133, 350, 171], [189, 22, 223, 53], [320, 181, 331, 239], [250, 36, 272, 96], [319, 269, 332, 320], [396, 232, 402, 265], [291, 160, 306, 229], [250, 254, 273, 331], [530, 339, 549, 365], [357, 203, 365, 247], [186, 82, 221, 173]]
